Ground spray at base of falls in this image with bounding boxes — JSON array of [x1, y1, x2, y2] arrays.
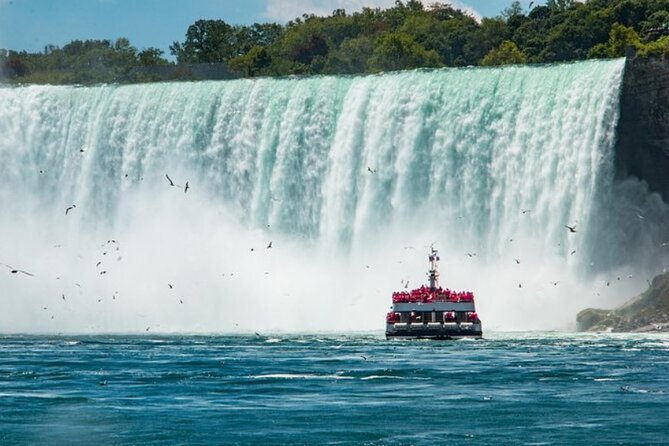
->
[[1, 58, 668, 333]]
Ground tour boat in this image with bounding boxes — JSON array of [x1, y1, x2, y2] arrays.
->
[[385, 249, 483, 340]]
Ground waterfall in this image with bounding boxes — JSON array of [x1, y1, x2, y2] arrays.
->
[[1, 58, 665, 333]]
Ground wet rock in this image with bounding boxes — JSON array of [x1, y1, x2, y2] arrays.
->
[[577, 272, 669, 332]]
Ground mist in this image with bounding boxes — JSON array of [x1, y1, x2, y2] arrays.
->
[[2, 58, 667, 333]]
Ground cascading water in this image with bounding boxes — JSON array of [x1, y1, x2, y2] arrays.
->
[[1, 58, 667, 333]]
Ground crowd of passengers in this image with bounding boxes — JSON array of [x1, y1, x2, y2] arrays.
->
[[392, 285, 475, 303], [385, 311, 480, 323]]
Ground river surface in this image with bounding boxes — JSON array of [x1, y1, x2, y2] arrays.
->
[[1, 332, 668, 445]]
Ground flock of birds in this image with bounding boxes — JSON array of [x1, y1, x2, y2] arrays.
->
[[3, 170, 281, 332], [4, 160, 665, 332]]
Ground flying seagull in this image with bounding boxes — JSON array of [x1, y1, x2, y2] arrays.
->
[[514, 258, 520, 264], [1, 263, 34, 276], [565, 225, 577, 233], [184, 181, 189, 193], [267, 241, 273, 249], [165, 174, 175, 187], [65, 205, 76, 215], [367, 167, 376, 173]]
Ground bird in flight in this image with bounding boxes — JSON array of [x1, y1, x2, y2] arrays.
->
[[165, 174, 175, 186], [1, 263, 34, 276], [65, 205, 76, 215], [267, 241, 272, 249], [367, 167, 376, 173], [184, 181, 189, 193], [565, 225, 577, 233]]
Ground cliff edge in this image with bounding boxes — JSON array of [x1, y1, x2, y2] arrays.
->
[[577, 272, 669, 332], [616, 57, 669, 202]]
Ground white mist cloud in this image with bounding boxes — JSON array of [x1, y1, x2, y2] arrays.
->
[[263, 0, 481, 23]]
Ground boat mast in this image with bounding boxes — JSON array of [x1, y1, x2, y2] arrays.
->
[[428, 248, 440, 291]]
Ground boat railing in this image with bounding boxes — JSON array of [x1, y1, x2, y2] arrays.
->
[[391, 289, 474, 303]]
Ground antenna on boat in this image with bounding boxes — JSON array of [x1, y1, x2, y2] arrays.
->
[[428, 247, 440, 291]]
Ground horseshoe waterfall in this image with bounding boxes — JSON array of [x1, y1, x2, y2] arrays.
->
[[2, 58, 667, 333]]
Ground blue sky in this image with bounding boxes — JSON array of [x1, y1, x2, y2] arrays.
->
[[0, 0, 536, 57]]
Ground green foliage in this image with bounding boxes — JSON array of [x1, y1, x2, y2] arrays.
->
[[640, 35, 669, 56], [608, 22, 643, 55], [1, 37, 171, 84], [368, 31, 441, 72], [324, 36, 374, 74], [4, 0, 669, 84], [138, 48, 169, 66], [481, 40, 527, 66], [589, 22, 669, 58], [228, 45, 272, 76]]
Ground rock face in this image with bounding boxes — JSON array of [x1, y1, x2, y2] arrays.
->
[[577, 272, 669, 332], [615, 56, 669, 202]]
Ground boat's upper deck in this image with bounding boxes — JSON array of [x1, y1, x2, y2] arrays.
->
[[392, 301, 476, 312]]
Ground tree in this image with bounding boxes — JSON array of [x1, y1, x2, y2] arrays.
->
[[228, 45, 272, 76], [170, 19, 238, 63], [546, 0, 574, 12], [324, 35, 374, 73], [464, 18, 509, 63], [640, 35, 669, 56], [608, 22, 643, 56], [138, 48, 169, 66], [368, 31, 441, 72], [0, 51, 30, 79], [480, 40, 527, 66], [503, 1, 524, 19]]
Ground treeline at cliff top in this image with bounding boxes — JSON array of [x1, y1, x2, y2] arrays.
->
[[2, 0, 669, 84]]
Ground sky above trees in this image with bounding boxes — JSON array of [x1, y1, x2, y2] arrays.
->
[[0, 0, 537, 58]]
